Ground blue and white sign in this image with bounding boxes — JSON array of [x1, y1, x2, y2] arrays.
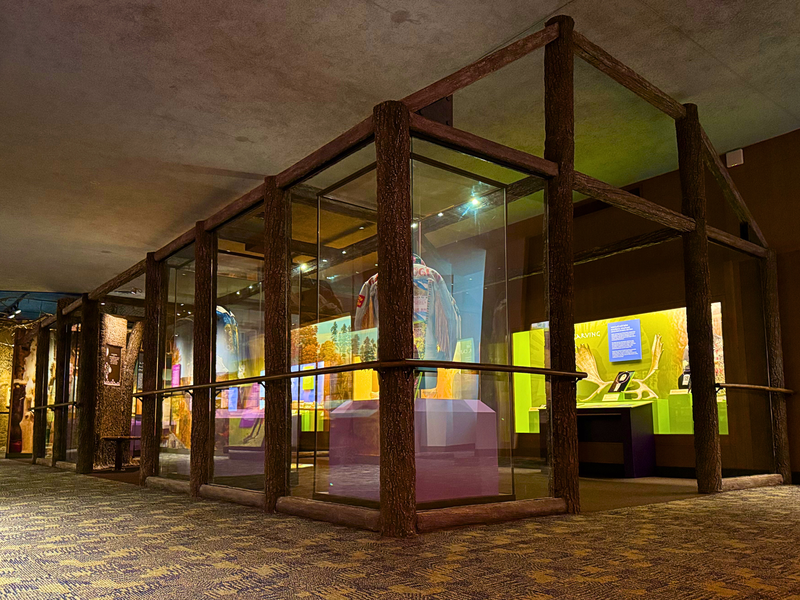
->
[[608, 319, 642, 362]]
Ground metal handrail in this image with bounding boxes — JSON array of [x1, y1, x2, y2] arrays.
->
[[133, 359, 587, 399], [718, 382, 793, 395]]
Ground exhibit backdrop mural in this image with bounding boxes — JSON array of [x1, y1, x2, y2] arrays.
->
[[512, 303, 727, 435]]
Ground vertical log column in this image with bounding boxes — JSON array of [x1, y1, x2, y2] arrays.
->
[[677, 103, 722, 494], [140, 253, 163, 485], [51, 298, 72, 463], [191, 222, 214, 496], [32, 324, 50, 462], [75, 295, 100, 474], [264, 177, 290, 512], [375, 100, 416, 537], [761, 249, 791, 483], [544, 15, 580, 513]]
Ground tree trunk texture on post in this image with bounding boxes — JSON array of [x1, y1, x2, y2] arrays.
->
[[191, 222, 214, 496], [676, 103, 722, 494], [9, 327, 36, 456], [32, 325, 50, 462], [544, 15, 580, 514], [76, 296, 100, 474], [263, 176, 290, 513], [51, 298, 72, 463], [93, 316, 144, 467], [761, 249, 791, 483], [374, 100, 416, 538], [140, 253, 163, 485]]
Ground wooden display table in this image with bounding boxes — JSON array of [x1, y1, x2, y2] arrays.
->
[[101, 436, 141, 471], [539, 402, 655, 478]]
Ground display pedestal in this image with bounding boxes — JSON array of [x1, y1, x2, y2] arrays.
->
[[326, 398, 500, 503]]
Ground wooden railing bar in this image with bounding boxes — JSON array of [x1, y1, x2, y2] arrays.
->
[[719, 383, 793, 395], [133, 360, 586, 398]]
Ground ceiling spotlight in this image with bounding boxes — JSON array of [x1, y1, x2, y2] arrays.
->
[[359, 226, 365, 230], [100, 303, 105, 306], [411, 222, 418, 229], [14, 309, 21, 314], [8, 314, 15, 319], [322, 259, 328, 263], [342, 250, 347, 255], [300, 263, 309, 272], [471, 198, 480, 207], [236, 291, 241, 295], [437, 212, 444, 217]]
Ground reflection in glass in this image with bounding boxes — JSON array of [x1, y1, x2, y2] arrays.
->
[[158, 244, 195, 480]]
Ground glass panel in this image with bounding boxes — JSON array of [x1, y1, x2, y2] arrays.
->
[[415, 368, 514, 506], [211, 204, 266, 490], [411, 137, 540, 366], [216, 205, 265, 382], [0, 327, 10, 457], [65, 318, 81, 463], [709, 243, 773, 475], [159, 243, 195, 480], [212, 382, 265, 490], [287, 142, 379, 503], [45, 327, 57, 458]]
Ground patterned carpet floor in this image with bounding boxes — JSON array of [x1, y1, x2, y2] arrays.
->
[[1, 460, 800, 599]]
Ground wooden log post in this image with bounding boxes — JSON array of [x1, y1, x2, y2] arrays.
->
[[375, 100, 416, 537], [51, 298, 72, 463], [761, 249, 791, 483], [32, 324, 50, 462], [544, 15, 580, 514], [140, 253, 163, 485], [75, 295, 100, 474], [190, 222, 214, 496], [676, 103, 722, 494], [263, 176, 290, 512]]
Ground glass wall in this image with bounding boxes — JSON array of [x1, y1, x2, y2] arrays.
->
[[709, 243, 773, 476], [213, 205, 265, 490], [159, 244, 196, 480], [64, 317, 81, 463], [45, 327, 57, 458], [102, 273, 146, 465], [288, 142, 380, 503]]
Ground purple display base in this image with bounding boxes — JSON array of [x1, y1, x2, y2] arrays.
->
[[326, 398, 499, 503]]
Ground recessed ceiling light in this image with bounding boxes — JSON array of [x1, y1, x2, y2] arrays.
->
[[437, 212, 443, 217]]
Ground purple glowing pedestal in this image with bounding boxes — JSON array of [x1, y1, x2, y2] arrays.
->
[[326, 398, 499, 503]]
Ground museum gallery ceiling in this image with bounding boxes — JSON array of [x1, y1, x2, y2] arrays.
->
[[2, 0, 799, 292]]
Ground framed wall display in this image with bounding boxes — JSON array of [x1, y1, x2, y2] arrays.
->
[[103, 344, 122, 387]]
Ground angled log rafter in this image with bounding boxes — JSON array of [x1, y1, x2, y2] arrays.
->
[[700, 128, 768, 247], [572, 31, 686, 120], [402, 23, 559, 113]]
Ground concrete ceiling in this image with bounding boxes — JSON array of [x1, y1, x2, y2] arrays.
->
[[2, 0, 799, 293]]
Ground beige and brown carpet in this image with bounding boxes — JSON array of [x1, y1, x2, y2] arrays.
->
[[1, 459, 799, 599]]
